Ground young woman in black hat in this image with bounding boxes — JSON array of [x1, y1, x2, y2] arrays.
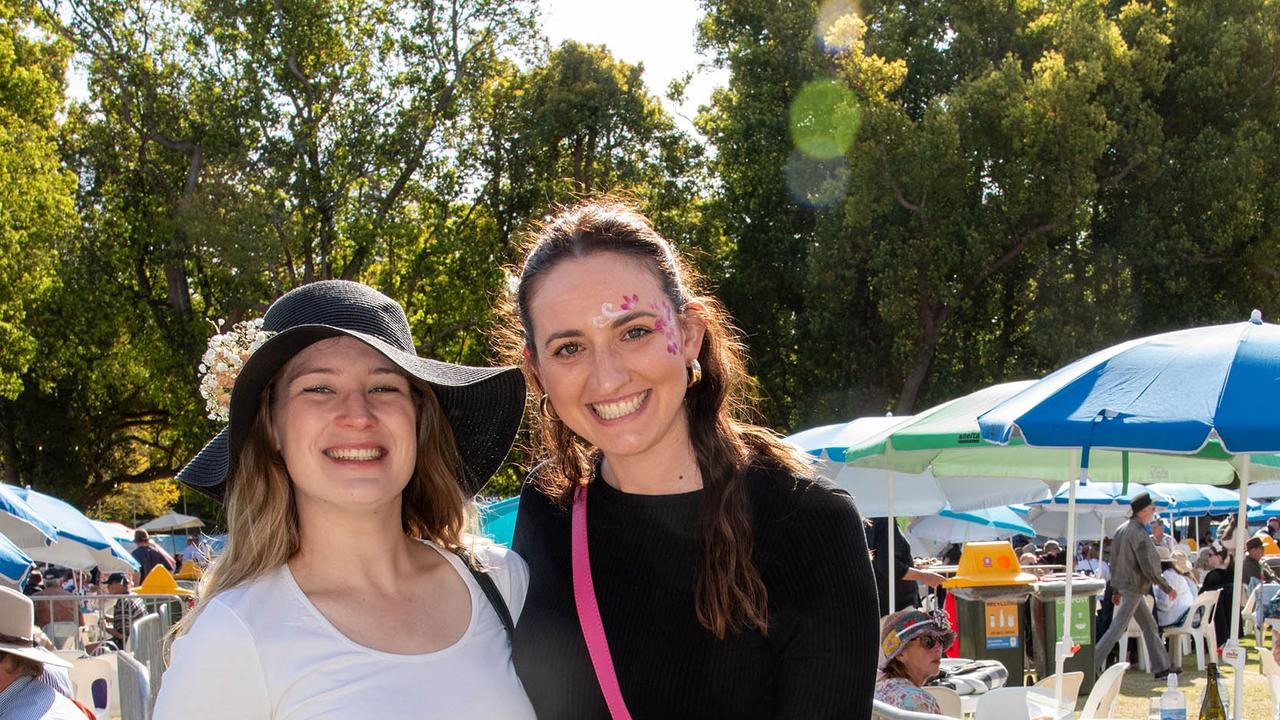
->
[[155, 281, 533, 719], [501, 200, 879, 718]]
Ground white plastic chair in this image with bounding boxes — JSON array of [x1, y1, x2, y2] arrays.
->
[[43, 620, 79, 650], [1245, 585, 1262, 645], [117, 650, 151, 720], [1162, 589, 1220, 671], [1261, 643, 1280, 720], [973, 687, 1036, 720], [1117, 595, 1155, 671], [872, 700, 955, 719], [1079, 662, 1129, 719], [922, 686, 963, 718], [1033, 670, 1084, 704], [69, 655, 114, 718]]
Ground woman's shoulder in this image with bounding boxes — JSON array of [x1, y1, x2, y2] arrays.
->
[[455, 539, 531, 622], [874, 677, 940, 713], [742, 461, 860, 523]]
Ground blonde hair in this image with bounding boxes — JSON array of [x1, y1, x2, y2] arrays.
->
[[173, 373, 469, 640]]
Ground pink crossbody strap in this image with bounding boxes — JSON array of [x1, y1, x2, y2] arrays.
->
[[572, 483, 634, 720]]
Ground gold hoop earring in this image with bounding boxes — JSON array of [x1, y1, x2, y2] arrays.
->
[[687, 359, 702, 388], [539, 395, 560, 421]]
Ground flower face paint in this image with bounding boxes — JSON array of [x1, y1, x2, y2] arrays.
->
[[592, 294, 640, 327], [650, 300, 680, 355]]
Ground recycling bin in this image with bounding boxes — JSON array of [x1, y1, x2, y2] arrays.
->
[[1029, 576, 1107, 696], [943, 541, 1038, 686]]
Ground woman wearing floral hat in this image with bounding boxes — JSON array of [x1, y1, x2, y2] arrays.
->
[[154, 280, 532, 719], [875, 608, 956, 714], [501, 200, 879, 718]]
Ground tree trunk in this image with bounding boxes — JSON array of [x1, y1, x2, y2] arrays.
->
[[896, 326, 941, 414]]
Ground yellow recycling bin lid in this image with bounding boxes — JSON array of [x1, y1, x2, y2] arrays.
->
[[944, 541, 1037, 588], [132, 565, 196, 596], [173, 560, 204, 581]]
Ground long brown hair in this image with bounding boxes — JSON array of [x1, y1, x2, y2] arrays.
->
[[173, 372, 470, 638], [498, 198, 810, 639]]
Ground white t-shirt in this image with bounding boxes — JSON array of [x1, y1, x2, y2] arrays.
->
[[153, 541, 533, 720], [1078, 558, 1110, 582]]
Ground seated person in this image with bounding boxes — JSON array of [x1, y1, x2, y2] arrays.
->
[[1078, 543, 1111, 581], [103, 573, 146, 647], [1038, 540, 1065, 567], [1019, 552, 1043, 577], [1243, 536, 1279, 585], [31, 569, 82, 630], [0, 586, 84, 718], [1154, 548, 1198, 628], [875, 609, 955, 714]]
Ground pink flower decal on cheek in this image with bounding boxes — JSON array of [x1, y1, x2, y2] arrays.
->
[[658, 301, 679, 355]]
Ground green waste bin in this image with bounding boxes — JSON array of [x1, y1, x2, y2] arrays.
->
[[944, 541, 1041, 686], [1029, 578, 1106, 696], [951, 586, 1034, 686]]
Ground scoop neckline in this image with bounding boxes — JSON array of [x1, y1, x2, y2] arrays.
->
[[280, 539, 479, 661], [589, 474, 704, 506]]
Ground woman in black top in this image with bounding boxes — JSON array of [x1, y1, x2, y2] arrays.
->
[[501, 199, 879, 718]]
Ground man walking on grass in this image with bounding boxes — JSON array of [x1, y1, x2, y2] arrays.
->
[[1093, 492, 1176, 679]]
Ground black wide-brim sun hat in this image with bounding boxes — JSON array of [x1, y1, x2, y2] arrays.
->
[[177, 280, 526, 500]]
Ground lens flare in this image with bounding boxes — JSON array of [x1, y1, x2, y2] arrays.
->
[[789, 79, 861, 160], [785, 150, 850, 209]]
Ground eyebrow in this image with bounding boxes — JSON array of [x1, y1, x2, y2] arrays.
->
[[542, 310, 659, 349]]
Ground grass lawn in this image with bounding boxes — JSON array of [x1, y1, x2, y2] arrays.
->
[[1095, 637, 1274, 719]]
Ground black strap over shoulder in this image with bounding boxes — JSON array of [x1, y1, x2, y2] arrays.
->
[[452, 547, 516, 638]]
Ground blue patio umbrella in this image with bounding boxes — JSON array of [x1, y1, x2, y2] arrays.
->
[[1247, 498, 1280, 525], [479, 496, 520, 547], [0, 531, 33, 585], [0, 483, 57, 547], [1148, 483, 1256, 518], [909, 506, 1035, 544], [979, 311, 1280, 717], [5, 485, 139, 573], [1029, 482, 1172, 514]]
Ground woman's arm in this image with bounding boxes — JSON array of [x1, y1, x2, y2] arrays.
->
[[152, 600, 270, 719], [769, 484, 880, 719]]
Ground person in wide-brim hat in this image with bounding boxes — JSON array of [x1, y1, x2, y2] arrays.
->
[[178, 280, 525, 499], [0, 585, 86, 717], [157, 280, 536, 719]]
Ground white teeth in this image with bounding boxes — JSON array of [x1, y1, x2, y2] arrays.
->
[[325, 448, 385, 461], [591, 391, 648, 420]]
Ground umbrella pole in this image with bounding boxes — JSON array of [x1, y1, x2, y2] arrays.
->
[[1055, 454, 1085, 713], [1228, 460, 1250, 720], [887, 470, 895, 615]]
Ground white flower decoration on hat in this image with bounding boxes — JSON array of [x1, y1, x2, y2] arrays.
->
[[198, 318, 275, 423]]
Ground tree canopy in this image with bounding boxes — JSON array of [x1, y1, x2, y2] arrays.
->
[[3, 0, 1278, 524]]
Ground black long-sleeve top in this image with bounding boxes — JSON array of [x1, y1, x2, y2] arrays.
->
[[510, 462, 880, 719], [867, 517, 920, 614]]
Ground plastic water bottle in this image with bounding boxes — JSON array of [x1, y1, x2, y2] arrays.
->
[[1161, 673, 1187, 720]]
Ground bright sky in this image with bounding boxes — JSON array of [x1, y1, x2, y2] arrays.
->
[[538, 0, 730, 137]]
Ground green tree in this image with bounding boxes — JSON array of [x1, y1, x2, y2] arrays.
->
[[0, 0, 77, 485]]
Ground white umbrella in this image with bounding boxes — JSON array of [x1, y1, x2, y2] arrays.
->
[[788, 416, 1055, 611], [138, 512, 204, 533]]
